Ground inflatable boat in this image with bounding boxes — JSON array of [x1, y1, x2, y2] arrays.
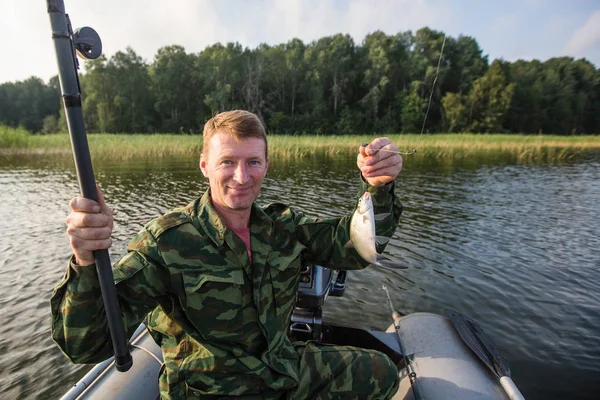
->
[[60, 266, 525, 400]]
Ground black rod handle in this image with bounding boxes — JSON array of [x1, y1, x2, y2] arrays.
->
[[47, 0, 132, 372]]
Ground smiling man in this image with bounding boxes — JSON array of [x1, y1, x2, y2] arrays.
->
[[200, 112, 270, 228], [51, 110, 404, 399]]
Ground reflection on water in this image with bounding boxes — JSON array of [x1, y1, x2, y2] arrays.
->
[[0, 153, 599, 399]]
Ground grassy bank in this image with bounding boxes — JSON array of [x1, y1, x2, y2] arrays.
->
[[268, 134, 600, 162], [2, 125, 599, 162]]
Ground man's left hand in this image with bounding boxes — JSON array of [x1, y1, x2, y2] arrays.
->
[[357, 137, 403, 187]]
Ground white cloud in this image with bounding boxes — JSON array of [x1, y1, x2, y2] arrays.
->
[[239, 0, 451, 48], [261, 0, 450, 45], [66, 1, 223, 63], [565, 10, 600, 58], [1, 0, 451, 83]]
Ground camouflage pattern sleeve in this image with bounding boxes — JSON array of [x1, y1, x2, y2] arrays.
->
[[50, 258, 113, 363], [290, 174, 402, 269], [50, 224, 172, 364]]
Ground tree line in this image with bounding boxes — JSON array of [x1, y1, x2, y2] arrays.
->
[[1, 28, 598, 135]]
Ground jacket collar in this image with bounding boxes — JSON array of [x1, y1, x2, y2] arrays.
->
[[192, 188, 273, 250]]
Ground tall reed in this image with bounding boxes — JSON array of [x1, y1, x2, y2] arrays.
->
[[0, 125, 31, 148], [2, 131, 599, 162]]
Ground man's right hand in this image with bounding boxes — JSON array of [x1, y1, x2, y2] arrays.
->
[[65, 185, 114, 266]]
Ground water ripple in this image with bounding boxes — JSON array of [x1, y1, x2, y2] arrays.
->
[[1, 156, 599, 398]]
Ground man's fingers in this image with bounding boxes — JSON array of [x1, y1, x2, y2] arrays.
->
[[361, 165, 399, 178], [65, 186, 114, 265], [69, 235, 113, 252], [359, 143, 367, 154], [358, 138, 403, 186], [359, 138, 394, 161], [67, 225, 113, 241], [361, 154, 402, 172], [66, 210, 113, 228], [365, 150, 398, 166], [69, 196, 101, 213], [357, 144, 368, 169], [364, 137, 393, 154], [68, 186, 111, 214], [364, 145, 399, 166]]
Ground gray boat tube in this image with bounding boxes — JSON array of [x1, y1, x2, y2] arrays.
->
[[61, 324, 162, 400], [390, 313, 517, 400]]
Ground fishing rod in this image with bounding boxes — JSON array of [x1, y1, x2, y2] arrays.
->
[[47, 0, 132, 372], [382, 285, 424, 400]]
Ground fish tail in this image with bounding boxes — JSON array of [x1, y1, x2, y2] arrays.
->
[[377, 255, 407, 269]]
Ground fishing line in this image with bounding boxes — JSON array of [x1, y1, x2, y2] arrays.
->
[[419, 35, 446, 138], [363, 34, 447, 156]]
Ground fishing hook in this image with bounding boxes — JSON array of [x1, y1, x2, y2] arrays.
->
[[361, 143, 415, 155]]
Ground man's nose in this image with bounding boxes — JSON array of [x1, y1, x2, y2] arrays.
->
[[233, 164, 249, 183]]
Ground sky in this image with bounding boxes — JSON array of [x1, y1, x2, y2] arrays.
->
[[1, 0, 599, 85]]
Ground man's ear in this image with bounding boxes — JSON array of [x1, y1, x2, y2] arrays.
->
[[199, 153, 208, 178]]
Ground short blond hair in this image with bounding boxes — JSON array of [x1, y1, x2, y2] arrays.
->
[[202, 110, 268, 157]]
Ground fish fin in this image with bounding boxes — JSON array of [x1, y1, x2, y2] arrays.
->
[[344, 240, 354, 249], [374, 213, 390, 221], [377, 255, 407, 269], [375, 236, 390, 246]]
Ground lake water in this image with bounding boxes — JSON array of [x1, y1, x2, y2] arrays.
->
[[0, 151, 599, 399]]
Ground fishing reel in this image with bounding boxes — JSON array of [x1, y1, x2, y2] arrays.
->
[[73, 26, 102, 60], [64, 17, 102, 100], [61, 13, 102, 78]]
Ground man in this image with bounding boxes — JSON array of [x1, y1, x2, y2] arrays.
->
[[51, 110, 404, 399]]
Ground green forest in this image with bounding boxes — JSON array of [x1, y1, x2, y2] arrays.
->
[[1, 28, 598, 136]]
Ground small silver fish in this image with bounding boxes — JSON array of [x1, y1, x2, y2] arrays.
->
[[347, 192, 406, 269]]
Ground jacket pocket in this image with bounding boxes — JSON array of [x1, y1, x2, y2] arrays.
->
[[182, 269, 244, 341]]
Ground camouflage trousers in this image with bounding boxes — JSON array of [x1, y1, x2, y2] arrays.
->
[[173, 342, 399, 400], [288, 341, 399, 400]]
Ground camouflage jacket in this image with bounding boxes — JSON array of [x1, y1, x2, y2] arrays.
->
[[50, 177, 402, 399]]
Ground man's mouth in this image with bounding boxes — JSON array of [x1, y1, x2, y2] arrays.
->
[[229, 186, 252, 194]]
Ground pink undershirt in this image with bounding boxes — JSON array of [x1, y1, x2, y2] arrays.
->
[[230, 227, 252, 262]]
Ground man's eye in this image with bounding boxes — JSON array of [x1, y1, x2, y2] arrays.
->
[[221, 160, 233, 165], [249, 160, 260, 165]]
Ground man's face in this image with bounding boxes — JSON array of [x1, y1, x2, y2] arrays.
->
[[200, 132, 269, 213]]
